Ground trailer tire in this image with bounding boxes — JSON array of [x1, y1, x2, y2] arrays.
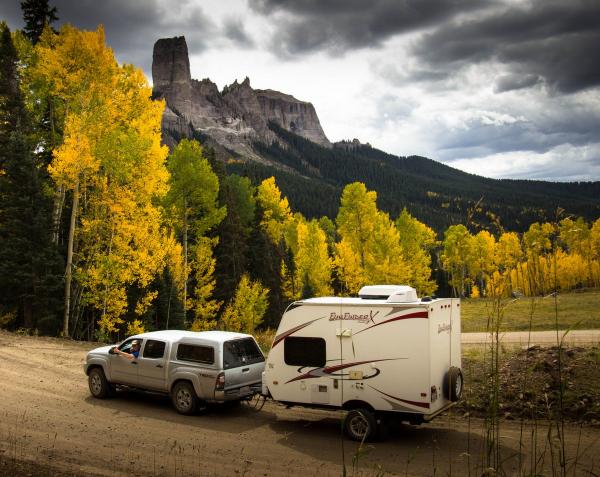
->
[[444, 367, 463, 402], [344, 408, 377, 442]]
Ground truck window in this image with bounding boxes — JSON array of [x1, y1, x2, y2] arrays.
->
[[284, 337, 326, 367], [143, 340, 166, 359], [177, 344, 214, 364], [223, 338, 265, 369]]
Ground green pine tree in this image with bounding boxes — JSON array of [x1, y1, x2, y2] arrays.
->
[[20, 0, 58, 44], [0, 24, 62, 332]]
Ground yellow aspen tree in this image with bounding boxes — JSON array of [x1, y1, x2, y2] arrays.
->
[[221, 274, 269, 334], [441, 225, 473, 297], [336, 182, 378, 268], [396, 208, 437, 295], [468, 230, 497, 297], [37, 25, 170, 335], [190, 238, 222, 331], [522, 222, 553, 295], [333, 238, 365, 295], [496, 232, 523, 292], [559, 217, 594, 286], [294, 220, 333, 298], [256, 176, 292, 245]]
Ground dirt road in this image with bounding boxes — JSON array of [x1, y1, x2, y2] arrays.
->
[[1, 331, 599, 476]]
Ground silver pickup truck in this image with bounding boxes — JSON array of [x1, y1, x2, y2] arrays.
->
[[83, 330, 265, 414]]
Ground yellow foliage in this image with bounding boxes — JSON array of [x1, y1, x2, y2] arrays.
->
[[190, 238, 222, 331], [256, 177, 292, 245], [221, 275, 269, 334], [34, 25, 169, 334], [126, 319, 145, 336], [293, 220, 332, 298], [333, 238, 365, 295]]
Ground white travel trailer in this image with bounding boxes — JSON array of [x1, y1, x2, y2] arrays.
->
[[262, 285, 463, 441]]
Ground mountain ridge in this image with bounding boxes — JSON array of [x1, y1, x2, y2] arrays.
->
[[152, 36, 600, 232]]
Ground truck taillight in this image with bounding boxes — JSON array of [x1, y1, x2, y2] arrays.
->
[[216, 372, 225, 391]]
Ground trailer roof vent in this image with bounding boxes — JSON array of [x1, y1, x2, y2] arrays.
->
[[358, 285, 418, 302]]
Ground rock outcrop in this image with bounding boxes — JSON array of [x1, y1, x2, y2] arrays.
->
[[152, 36, 330, 157]]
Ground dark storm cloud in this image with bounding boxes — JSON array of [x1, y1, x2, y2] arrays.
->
[[223, 17, 255, 48], [412, 0, 600, 94], [248, 0, 486, 56], [0, 0, 220, 76]]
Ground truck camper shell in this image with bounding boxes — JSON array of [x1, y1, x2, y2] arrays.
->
[[263, 285, 462, 440]]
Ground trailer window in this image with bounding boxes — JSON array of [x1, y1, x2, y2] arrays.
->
[[284, 337, 326, 367], [177, 344, 214, 364], [223, 338, 265, 369]]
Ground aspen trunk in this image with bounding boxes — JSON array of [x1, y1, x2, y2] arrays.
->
[[63, 181, 79, 337]]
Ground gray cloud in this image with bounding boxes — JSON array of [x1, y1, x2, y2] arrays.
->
[[0, 0, 222, 76], [223, 17, 255, 48], [249, 0, 486, 57], [412, 0, 600, 94], [494, 74, 541, 93]]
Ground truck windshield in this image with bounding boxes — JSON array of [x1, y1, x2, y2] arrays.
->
[[223, 338, 264, 369]]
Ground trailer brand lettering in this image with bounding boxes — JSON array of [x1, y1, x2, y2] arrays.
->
[[438, 323, 451, 334], [329, 310, 379, 324]]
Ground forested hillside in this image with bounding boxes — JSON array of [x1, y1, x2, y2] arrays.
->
[[223, 122, 600, 233], [1, 6, 600, 342]]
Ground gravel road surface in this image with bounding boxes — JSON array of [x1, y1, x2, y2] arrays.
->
[[1, 331, 598, 476]]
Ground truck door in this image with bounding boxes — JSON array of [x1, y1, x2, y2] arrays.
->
[[109, 338, 141, 385], [137, 339, 168, 391]]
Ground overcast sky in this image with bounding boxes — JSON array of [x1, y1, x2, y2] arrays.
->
[[2, 0, 600, 181]]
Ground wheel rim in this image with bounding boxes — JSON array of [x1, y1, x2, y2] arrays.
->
[[349, 414, 369, 438], [455, 374, 462, 398], [90, 373, 102, 395], [176, 388, 192, 410]]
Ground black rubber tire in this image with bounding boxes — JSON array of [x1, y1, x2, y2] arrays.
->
[[171, 381, 198, 415], [443, 367, 463, 402], [343, 408, 377, 442], [88, 367, 112, 399]]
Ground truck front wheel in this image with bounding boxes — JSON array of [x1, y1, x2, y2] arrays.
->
[[88, 367, 113, 399], [344, 408, 376, 442], [171, 381, 198, 415]]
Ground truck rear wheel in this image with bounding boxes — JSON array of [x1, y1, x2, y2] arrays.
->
[[343, 408, 376, 442], [444, 367, 463, 402], [171, 381, 198, 415]]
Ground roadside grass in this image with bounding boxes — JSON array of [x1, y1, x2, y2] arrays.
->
[[458, 343, 600, 423], [461, 289, 600, 332]]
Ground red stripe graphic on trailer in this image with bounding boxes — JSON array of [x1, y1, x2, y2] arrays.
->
[[285, 358, 397, 384], [272, 317, 323, 347], [369, 385, 430, 409], [354, 311, 428, 335]]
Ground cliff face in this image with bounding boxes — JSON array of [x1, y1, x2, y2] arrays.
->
[[152, 36, 330, 157]]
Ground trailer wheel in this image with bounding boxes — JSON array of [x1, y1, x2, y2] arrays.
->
[[444, 367, 463, 402], [344, 408, 377, 442]]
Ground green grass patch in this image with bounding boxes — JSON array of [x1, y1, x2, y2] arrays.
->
[[461, 289, 600, 332]]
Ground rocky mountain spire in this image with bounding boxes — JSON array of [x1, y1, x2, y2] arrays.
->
[[151, 36, 331, 156]]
